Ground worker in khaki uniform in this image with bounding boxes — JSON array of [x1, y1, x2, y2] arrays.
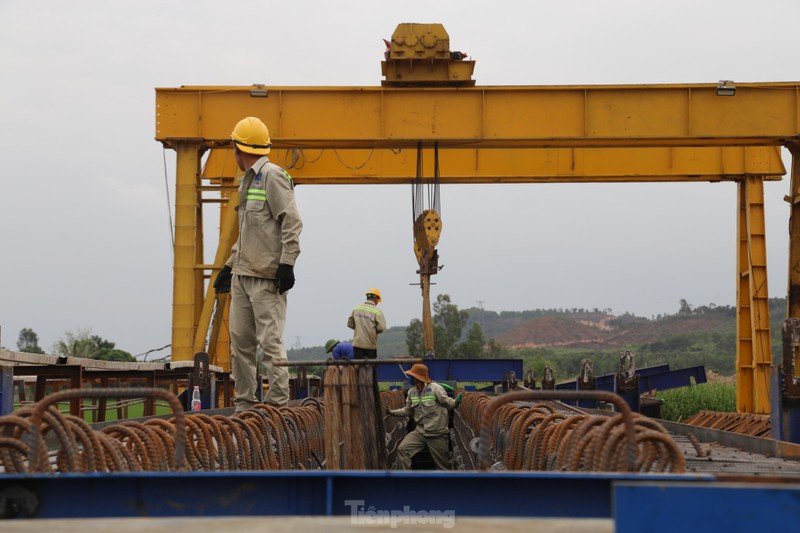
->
[[347, 288, 386, 359], [386, 363, 464, 470], [213, 116, 302, 411]]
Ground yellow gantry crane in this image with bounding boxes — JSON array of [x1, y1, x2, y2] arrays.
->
[[155, 23, 800, 415]]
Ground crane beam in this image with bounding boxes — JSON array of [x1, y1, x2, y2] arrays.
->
[[202, 146, 786, 184], [156, 83, 800, 149]]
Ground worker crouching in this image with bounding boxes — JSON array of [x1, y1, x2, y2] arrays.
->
[[386, 363, 463, 470]]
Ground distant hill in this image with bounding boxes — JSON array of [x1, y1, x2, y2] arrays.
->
[[490, 308, 735, 350], [288, 298, 786, 377]]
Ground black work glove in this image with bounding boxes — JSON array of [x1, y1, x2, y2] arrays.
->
[[214, 265, 232, 294], [275, 264, 295, 294]]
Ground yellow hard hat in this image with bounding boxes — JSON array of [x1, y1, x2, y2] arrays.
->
[[231, 117, 272, 155], [366, 287, 382, 303]]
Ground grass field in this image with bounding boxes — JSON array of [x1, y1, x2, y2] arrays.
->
[[655, 381, 736, 422], [13, 400, 176, 423]]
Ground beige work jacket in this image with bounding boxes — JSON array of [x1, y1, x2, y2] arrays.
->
[[227, 157, 302, 278], [347, 300, 386, 349], [389, 382, 456, 437]]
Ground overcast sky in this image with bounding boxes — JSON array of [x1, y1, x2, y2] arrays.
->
[[2, 0, 799, 357]]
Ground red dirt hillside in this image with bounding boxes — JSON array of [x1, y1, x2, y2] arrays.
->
[[495, 312, 733, 349]]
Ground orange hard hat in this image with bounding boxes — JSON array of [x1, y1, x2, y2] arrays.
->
[[404, 363, 431, 383]]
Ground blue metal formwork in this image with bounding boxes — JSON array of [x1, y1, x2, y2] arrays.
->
[[6, 470, 800, 531], [375, 359, 523, 383], [0, 366, 13, 415], [0, 471, 706, 519], [614, 482, 800, 533], [556, 365, 706, 395]]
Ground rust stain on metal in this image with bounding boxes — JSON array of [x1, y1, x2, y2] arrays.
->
[[683, 410, 771, 438]]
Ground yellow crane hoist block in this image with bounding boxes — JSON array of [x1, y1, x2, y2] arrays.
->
[[413, 209, 442, 264], [382, 23, 474, 86], [390, 23, 450, 59]]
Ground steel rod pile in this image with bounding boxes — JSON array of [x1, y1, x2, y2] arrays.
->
[[458, 391, 685, 473], [0, 388, 324, 473], [323, 364, 388, 469], [380, 389, 408, 466]]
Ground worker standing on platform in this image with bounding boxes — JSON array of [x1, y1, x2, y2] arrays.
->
[[347, 288, 386, 359], [325, 339, 355, 361], [386, 363, 464, 470], [213, 116, 303, 411]]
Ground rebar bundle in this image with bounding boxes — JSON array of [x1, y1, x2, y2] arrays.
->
[[458, 392, 685, 473], [0, 388, 324, 473], [323, 364, 388, 469], [380, 389, 408, 466]]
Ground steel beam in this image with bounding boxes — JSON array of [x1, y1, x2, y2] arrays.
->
[[200, 145, 785, 184], [155, 83, 800, 148], [736, 177, 773, 413]]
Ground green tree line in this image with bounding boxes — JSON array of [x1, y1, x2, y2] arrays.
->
[[11, 327, 135, 362]]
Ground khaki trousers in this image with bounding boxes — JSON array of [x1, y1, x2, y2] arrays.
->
[[230, 275, 289, 410], [395, 430, 451, 470]]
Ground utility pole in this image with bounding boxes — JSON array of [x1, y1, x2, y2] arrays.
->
[[476, 300, 485, 331]]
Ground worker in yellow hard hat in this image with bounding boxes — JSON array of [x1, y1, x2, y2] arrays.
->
[[386, 363, 464, 470], [213, 116, 303, 411], [346, 287, 386, 359]]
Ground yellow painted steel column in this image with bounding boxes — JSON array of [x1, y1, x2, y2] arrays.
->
[[199, 150, 240, 368], [213, 175, 237, 371], [192, 184, 239, 369], [736, 177, 773, 413], [172, 142, 203, 362], [194, 181, 205, 329], [736, 180, 754, 412]]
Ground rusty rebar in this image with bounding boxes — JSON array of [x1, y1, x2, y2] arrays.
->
[[25, 387, 186, 472], [477, 390, 637, 471]]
